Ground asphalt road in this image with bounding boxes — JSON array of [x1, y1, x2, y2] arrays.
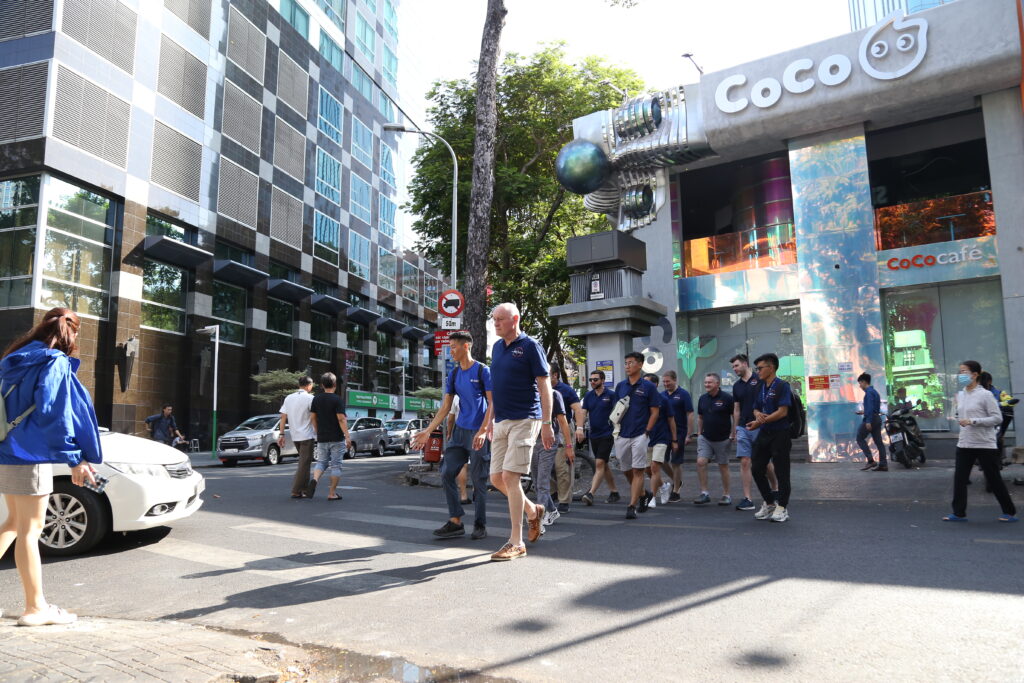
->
[[3, 455, 1023, 682]]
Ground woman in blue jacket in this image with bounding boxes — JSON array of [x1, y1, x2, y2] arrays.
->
[[0, 308, 103, 626]]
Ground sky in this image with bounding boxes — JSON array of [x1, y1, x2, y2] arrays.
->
[[389, 0, 852, 249]]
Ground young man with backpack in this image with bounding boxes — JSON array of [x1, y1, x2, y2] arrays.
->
[[613, 352, 660, 519], [746, 353, 794, 523], [413, 330, 494, 541]]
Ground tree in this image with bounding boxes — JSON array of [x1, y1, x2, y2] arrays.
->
[[250, 369, 305, 405], [408, 45, 642, 369], [463, 0, 507, 362]]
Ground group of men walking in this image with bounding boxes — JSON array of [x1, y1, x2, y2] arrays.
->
[[408, 302, 800, 562]]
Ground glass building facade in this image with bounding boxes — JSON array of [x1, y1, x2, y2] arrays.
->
[[0, 0, 444, 437]]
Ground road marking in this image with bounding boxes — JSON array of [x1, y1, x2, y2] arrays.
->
[[630, 522, 735, 531], [232, 521, 489, 560], [387, 505, 617, 526], [973, 538, 1024, 546], [313, 510, 575, 541]]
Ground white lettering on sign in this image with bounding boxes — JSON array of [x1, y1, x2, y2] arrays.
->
[[714, 11, 928, 114]]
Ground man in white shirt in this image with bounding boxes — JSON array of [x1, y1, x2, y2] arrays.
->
[[278, 376, 316, 499]]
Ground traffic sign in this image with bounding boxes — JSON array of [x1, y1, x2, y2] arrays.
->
[[434, 329, 451, 354], [439, 289, 465, 317], [440, 317, 461, 330]]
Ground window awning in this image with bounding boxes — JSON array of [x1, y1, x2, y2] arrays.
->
[[212, 259, 268, 287], [143, 235, 211, 268], [266, 278, 314, 303]]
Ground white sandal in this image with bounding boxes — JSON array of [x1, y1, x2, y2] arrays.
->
[[17, 604, 77, 627]]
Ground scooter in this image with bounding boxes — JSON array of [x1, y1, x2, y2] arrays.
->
[[885, 402, 926, 468]]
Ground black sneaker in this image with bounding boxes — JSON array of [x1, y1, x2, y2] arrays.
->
[[557, 503, 570, 514], [607, 492, 622, 504], [306, 477, 318, 499], [668, 492, 681, 503], [471, 524, 487, 540], [582, 492, 595, 506], [625, 505, 637, 519], [638, 492, 652, 513], [432, 521, 465, 539]]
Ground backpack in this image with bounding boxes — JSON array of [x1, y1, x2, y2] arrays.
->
[[609, 381, 640, 438], [789, 391, 806, 439], [0, 381, 35, 442], [449, 362, 485, 397]]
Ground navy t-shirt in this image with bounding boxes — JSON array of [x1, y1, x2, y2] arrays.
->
[[490, 333, 549, 422], [698, 390, 735, 441], [752, 377, 793, 433], [550, 390, 566, 445], [582, 388, 615, 438], [662, 388, 694, 436], [648, 391, 673, 445], [445, 361, 492, 431], [731, 375, 760, 426], [554, 381, 581, 427], [614, 377, 659, 439]]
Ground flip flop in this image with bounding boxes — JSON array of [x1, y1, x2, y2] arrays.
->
[[327, 495, 342, 501], [17, 604, 77, 627]]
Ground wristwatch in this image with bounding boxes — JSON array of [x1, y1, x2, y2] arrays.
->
[[542, 420, 552, 425]]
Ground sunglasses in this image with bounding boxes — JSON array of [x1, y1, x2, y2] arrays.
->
[[589, 377, 603, 382]]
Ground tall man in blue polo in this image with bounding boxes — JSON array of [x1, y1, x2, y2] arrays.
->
[[746, 353, 794, 523], [855, 372, 888, 471], [614, 351, 660, 519], [661, 370, 693, 503], [413, 330, 494, 541], [487, 302, 554, 562]]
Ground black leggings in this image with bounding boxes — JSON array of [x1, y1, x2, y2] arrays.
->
[[952, 447, 1015, 518], [752, 430, 791, 507]]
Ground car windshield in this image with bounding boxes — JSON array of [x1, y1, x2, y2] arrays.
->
[[235, 416, 278, 431], [385, 421, 409, 430]]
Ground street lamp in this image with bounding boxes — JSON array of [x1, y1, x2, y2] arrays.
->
[[383, 123, 458, 287], [197, 324, 220, 458], [598, 78, 629, 101], [682, 53, 704, 76]]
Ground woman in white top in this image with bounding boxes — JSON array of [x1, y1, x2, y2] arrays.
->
[[944, 360, 1017, 522]]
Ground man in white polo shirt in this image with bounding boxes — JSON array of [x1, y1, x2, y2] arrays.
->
[[278, 375, 316, 499]]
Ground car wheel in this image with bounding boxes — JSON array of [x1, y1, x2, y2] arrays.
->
[[398, 440, 409, 455], [265, 444, 281, 466], [40, 480, 110, 557], [372, 441, 385, 457], [222, 459, 238, 467]]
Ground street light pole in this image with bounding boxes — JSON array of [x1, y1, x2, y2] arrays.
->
[[383, 123, 458, 287], [198, 324, 220, 458]]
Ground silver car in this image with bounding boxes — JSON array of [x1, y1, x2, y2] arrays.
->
[[217, 414, 298, 466], [348, 417, 389, 457], [384, 418, 427, 454]]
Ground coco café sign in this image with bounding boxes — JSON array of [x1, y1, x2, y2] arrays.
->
[[714, 12, 929, 114]]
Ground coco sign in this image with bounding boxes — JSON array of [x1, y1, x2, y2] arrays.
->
[[886, 245, 982, 271], [714, 12, 928, 114]]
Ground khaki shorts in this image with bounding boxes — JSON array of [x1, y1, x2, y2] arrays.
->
[[0, 463, 53, 495], [490, 419, 542, 475], [647, 443, 669, 465]]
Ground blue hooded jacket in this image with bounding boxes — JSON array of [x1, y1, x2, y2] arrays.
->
[[0, 341, 103, 466]]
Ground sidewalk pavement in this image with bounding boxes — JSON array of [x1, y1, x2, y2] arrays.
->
[[188, 451, 224, 469], [0, 616, 298, 682]]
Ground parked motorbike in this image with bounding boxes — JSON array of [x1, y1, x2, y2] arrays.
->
[[885, 402, 926, 468]]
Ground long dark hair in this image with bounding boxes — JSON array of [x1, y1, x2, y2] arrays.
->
[[3, 307, 81, 359]]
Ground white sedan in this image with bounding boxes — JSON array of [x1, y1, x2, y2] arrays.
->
[[0, 431, 205, 556]]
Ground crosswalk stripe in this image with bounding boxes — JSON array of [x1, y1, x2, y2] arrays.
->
[[974, 538, 1024, 546], [232, 521, 488, 560], [387, 505, 618, 526], [313, 510, 575, 541]]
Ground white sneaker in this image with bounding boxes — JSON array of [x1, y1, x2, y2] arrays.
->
[[770, 505, 789, 523], [658, 482, 672, 504], [648, 495, 657, 509], [754, 502, 776, 520], [542, 509, 560, 526]]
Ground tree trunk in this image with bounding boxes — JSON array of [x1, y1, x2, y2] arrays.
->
[[464, 0, 507, 362]]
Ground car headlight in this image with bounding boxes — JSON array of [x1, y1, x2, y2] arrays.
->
[[105, 462, 171, 478], [249, 436, 263, 446]]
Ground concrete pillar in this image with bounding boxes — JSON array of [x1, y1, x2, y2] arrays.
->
[[982, 87, 1024, 401], [788, 124, 886, 461]]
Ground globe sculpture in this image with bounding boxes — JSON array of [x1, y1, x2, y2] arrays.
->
[[555, 139, 610, 195]]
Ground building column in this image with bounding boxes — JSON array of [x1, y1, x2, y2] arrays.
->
[[788, 124, 886, 461], [108, 195, 148, 435], [982, 87, 1024, 402]]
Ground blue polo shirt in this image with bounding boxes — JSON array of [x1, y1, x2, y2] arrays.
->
[[490, 332, 549, 422], [614, 377, 659, 439], [698, 390, 735, 441], [862, 385, 881, 424], [550, 390, 566, 445], [731, 375, 760, 426], [752, 377, 793, 433], [582, 388, 615, 438], [446, 361, 492, 431], [554, 381, 581, 426], [648, 391, 673, 445], [662, 387, 694, 435]]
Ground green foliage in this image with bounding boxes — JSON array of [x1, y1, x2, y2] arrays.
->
[[411, 386, 442, 400], [250, 369, 305, 405], [408, 44, 643, 366]]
